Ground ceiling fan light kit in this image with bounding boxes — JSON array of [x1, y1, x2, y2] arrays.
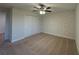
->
[[40, 10, 46, 14]]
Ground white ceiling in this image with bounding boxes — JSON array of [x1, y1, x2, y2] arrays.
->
[[0, 3, 77, 12]]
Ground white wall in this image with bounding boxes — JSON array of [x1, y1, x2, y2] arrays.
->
[[0, 12, 6, 33], [12, 8, 41, 42], [76, 4, 79, 53], [42, 11, 75, 39]]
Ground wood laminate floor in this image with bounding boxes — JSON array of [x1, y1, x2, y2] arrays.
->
[[0, 33, 77, 55]]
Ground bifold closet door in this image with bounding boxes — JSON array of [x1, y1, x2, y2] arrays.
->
[[24, 16, 40, 37]]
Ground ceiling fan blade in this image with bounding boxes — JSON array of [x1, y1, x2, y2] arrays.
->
[[33, 10, 38, 12], [45, 10, 52, 12], [34, 7, 39, 9], [39, 3, 45, 7], [46, 7, 51, 9]]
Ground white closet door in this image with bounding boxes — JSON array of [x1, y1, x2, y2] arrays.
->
[[24, 16, 32, 37], [24, 16, 40, 37]]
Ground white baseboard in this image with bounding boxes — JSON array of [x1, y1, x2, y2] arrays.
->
[[11, 32, 41, 43], [12, 31, 75, 43], [42, 32, 75, 40]]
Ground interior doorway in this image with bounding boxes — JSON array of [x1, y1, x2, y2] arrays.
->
[[0, 10, 6, 46], [0, 8, 12, 47]]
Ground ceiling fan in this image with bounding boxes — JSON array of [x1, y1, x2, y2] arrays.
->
[[33, 3, 52, 15]]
